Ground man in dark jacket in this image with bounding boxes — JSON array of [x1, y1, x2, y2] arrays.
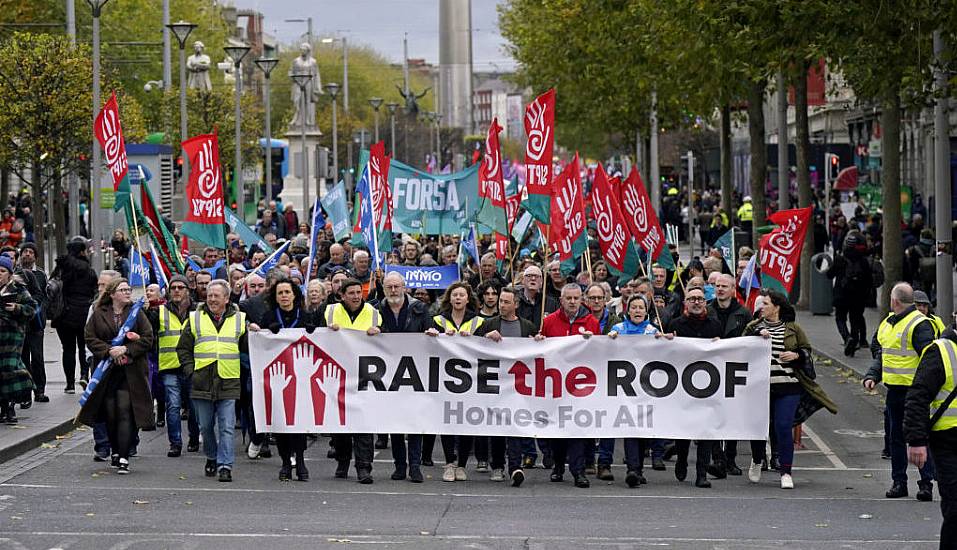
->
[[475, 286, 538, 487], [666, 287, 723, 488], [516, 265, 557, 329], [238, 269, 282, 460], [17, 242, 47, 402], [905, 325, 957, 547], [827, 230, 873, 357], [708, 273, 752, 477], [377, 271, 430, 483]]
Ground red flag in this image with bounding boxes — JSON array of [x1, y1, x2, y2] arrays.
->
[[620, 167, 666, 260], [590, 165, 633, 272], [548, 154, 586, 262], [479, 119, 506, 210], [93, 91, 129, 191], [523, 89, 555, 223], [180, 131, 226, 249], [368, 141, 392, 231], [758, 206, 813, 292]]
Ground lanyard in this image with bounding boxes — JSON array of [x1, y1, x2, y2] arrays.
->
[[276, 307, 299, 329]]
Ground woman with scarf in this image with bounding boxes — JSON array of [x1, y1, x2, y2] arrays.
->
[[0, 256, 36, 424], [608, 294, 659, 488], [426, 282, 485, 482], [250, 279, 318, 481], [80, 278, 155, 474]]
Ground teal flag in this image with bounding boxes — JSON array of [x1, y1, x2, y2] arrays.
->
[[714, 229, 734, 272], [321, 180, 352, 242], [358, 150, 480, 235], [224, 207, 273, 254]]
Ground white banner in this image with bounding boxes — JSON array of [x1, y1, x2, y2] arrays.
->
[[249, 329, 771, 439]]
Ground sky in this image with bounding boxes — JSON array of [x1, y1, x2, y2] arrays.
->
[[227, 0, 516, 72]]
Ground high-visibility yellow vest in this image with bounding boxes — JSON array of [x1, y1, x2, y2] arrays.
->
[[157, 304, 187, 372], [189, 308, 246, 380], [927, 339, 957, 431], [737, 202, 753, 222], [878, 309, 927, 386], [325, 302, 381, 331], [929, 314, 947, 338], [432, 314, 484, 334]]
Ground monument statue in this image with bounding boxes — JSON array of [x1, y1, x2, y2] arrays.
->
[[289, 43, 322, 130], [186, 41, 212, 93], [396, 85, 431, 117]]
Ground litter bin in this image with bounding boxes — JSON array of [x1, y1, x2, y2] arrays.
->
[[810, 252, 833, 315], [733, 228, 752, 252]]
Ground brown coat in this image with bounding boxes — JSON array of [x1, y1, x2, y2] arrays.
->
[[78, 302, 155, 430]]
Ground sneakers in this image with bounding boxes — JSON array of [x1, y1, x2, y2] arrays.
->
[[886, 481, 908, 498], [442, 463, 456, 482], [167, 445, 182, 458], [64, 385, 75, 394], [117, 458, 130, 475], [110, 454, 120, 468], [356, 468, 374, 484], [880, 449, 891, 460], [780, 473, 794, 489], [549, 467, 564, 482], [204, 459, 217, 477], [510, 469, 525, 487], [409, 467, 424, 483], [748, 461, 762, 483], [247, 441, 262, 459], [651, 457, 666, 471], [727, 461, 743, 476], [454, 466, 467, 481], [93, 451, 109, 462], [625, 470, 640, 488], [490, 468, 505, 482], [218, 468, 232, 482], [596, 465, 614, 481], [917, 481, 933, 502], [186, 439, 200, 453], [475, 461, 490, 473], [844, 337, 858, 357], [573, 474, 590, 488]]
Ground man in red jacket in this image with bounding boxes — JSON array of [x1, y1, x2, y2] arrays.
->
[[539, 283, 600, 488]]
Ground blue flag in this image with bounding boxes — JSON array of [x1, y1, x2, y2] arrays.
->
[[79, 298, 146, 407], [383, 264, 460, 290], [304, 196, 325, 286], [148, 242, 168, 290], [460, 223, 480, 267], [225, 206, 274, 254], [253, 241, 291, 279], [355, 165, 382, 270], [714, 229, 735, 272], [739, 254, 760, 299], [129, 249, 150, 288], [186, 257, 224, 277]]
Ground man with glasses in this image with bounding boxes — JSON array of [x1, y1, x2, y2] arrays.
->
[[517, 265, 557, 329], [582, 283, 620, 480], [664, 287, 723, 488], [149, 275, 200, 456]]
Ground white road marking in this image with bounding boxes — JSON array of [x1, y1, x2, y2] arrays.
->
[[802, 424, 849, 470]]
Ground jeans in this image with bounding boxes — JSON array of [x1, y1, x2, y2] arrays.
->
[[750, 392, 801, 474], [887, 385, 936, 483], [675, 440, 714, 477], [930, 434, 957, 548], [519, 437, 550, 462], [623, 439, 648, 472], [21, 330, 44, 396], [161, 372, 199, 447], [192, 398, 236, 470], [391, 434, 423, 469], [504, 438, 525, 473], [93, 422, 110, 456], [596, 438, 615, 466]]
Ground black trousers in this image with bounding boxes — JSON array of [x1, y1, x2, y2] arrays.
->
[[835, 303, 867, 346], [550, 438, 585, 476], [675, 440, 714, 477], [104, 378, 135, 460], [21, 330, 44, 396], [55, 325, 87, 387], [931, 436, 957, 549], [391, 434, 423, 469], [275, 434, 306, 465], [333, 433, 374, 471]]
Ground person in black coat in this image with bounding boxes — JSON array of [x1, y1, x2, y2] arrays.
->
[[377, 271, 431, 482], [51, 236, 98, 393], [826, 230, 873, 357]]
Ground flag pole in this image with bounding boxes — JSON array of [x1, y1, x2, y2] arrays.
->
[[127, 198, 148, 294], [539, 228, 549, 332], [638, 252, 665, 329]]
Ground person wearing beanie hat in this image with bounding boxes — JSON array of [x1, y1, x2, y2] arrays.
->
[[915, 290, 947, 337], [0, 253, 37, 424], [146, 272, 200, 456]]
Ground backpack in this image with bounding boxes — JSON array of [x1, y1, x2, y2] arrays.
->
[[46, 276, 65, 321]]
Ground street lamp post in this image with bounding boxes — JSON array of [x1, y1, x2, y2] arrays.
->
[[322, 36, 350, 188], [369, 97, 383, 143], [325, 83, 340, 187], [435, 113, 443, 171], [426, 112, 436, 167], [386, 102, 398, 157], [254, 58, 279, 209], [87, 0, 112, 271], [224, 44, 251, 221], [166, 20, 196, 223], [291, 73, 314, 218]]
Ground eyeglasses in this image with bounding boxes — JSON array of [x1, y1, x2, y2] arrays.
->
[[587, 295, 605, 301], [685, 296, 705, 303], [115, 287, 132, 293], [523, 274, 542, 279], [170, 285, 187, 291]]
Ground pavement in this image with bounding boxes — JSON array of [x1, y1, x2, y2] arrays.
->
[[0, 304, 945, 549]]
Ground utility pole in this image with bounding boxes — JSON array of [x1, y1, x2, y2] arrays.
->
[[650, 90, 660, 207], [777, 72, 789, 210], [933, 30, 953, 321], [162, 0, 171, 91], [66, 0, 80, 238]]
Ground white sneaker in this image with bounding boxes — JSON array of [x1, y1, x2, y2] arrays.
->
[[247, 442, 262, 459], [490, 468, 505, 482], [748, 461, 762, 483], [442, 463, 456, 482], [780, 474, 794, 489], [455, 466, 468, 481]]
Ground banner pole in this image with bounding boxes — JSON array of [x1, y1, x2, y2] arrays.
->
[[638, 253, 665, 329], [128, 199, 148, 294], [539, 229, 549, 332]]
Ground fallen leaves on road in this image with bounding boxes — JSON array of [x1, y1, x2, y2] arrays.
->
[[133, 499, 149, 505]]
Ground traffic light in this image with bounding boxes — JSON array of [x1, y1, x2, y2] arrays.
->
[[174, 156, 183, 182], [828, 154, 840, 181]]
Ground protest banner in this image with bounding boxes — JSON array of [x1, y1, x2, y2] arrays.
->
[[384, 264, 460, 290], [250, 329, 771, 439]]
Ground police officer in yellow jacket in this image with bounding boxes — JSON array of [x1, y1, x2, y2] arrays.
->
[[864, 282, 937, 500], [905, 323, 957, 549], [149, 274, 199, 457], [737, 195, 753, 235], [322, 278, 381, 484], [177, 280, 248, 483]]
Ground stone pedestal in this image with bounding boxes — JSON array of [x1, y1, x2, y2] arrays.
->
[[282, 127, 323, 219]]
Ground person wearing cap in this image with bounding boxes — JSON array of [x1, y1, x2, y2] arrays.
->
[[915, 291, 947, 337], [51, 236, 98, 393], [737, 196, 753, 236], [148, 274, 199, 457], [0, 255, 36, 424], [17, 242, 48, 403]]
